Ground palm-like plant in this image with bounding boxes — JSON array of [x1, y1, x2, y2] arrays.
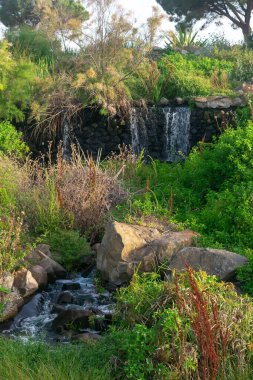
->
[[166, 27, 201, 51]]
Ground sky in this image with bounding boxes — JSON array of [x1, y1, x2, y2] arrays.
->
[[118, 0, 243, 43], [0, 0, 245, 43]]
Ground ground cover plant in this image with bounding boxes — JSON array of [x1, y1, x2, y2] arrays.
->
[[1, 1, 253, 379]]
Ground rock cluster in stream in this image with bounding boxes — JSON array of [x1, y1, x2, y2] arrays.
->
[[97, 221, 248, 287], [0, 244, 66, 322]]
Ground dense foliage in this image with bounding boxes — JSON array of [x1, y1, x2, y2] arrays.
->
[[113, 122, 253, 294], [1, 1, 253, 379]]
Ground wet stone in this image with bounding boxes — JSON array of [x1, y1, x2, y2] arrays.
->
[[62, 283, 81, 291], [2, 272, 114, 342], [57, 291, 75, 305]]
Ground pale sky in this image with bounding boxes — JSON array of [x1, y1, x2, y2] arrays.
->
[[0, 0, 245, 43], [118, 0, 243, 43]]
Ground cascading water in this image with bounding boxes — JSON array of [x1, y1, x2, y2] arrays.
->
[[2, 271, 114, 343], [163, 107, 191, 162], [130, 107, 191, 162], [130, 108, 149, 157]]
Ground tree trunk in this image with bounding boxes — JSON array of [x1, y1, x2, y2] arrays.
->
[[243, 25, 252, 44], [243, 0, 253, 44]]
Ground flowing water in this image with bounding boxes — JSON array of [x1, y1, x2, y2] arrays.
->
[[130, 107, 191, 162], [2, 271, 114, 343]]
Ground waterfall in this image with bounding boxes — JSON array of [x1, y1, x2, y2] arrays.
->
[[130, 108, 149, 156], [130, 107, 191, 162], [163, 107, 191, 162]]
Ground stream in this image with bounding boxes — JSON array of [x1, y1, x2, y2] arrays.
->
[[1, 271, 114, 343]]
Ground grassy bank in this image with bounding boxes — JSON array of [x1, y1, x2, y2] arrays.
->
[[0, 336, 115, 380]]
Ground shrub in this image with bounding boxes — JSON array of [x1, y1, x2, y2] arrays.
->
[[0, 150, 126, 241], [112, 270, 253, 380], [43, 229, 91, 271], [158, 52, 233, 99], [0, 213, 28, 315], [57, 152, 127, 239], [0, 121, 29, 158], [0, 212, 28, 275], [0, 40, 40, 122]]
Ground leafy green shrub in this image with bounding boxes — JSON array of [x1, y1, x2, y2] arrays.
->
[[237, 251, 253, 296], [0, 121, 29, 157], [6, 26, 60, 65], [112, 270, 253, 380], [0, 40, 40, 122], [159, 52, 233, 99], [212, 46, 253, 82], [43, 229, 91, 271]]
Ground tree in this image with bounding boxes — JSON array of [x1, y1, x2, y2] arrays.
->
[[35, 0, 89, 46], [0, 0, 39, 27], [0, 0, 88, 46], [157, 0, 253, 43]]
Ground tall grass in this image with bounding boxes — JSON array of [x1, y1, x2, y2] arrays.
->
[[0, 337, 115, 380]]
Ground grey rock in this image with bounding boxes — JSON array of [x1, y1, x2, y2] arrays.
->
[[0, 273, 14, 290], [62, 283, 81, 291], [72, 332, 102, 342], [0, 290, 24, 322], [13, 269, 38, 297], [97, 221, 197, 286], [57, 291, 75, 305], [52, 308, 97, 332], [159, 97, 170, 106], [30, 265, 48, 289], [194, 96, 246, 109], [39, 257, 67, 282], [169, 247, 248, 280]]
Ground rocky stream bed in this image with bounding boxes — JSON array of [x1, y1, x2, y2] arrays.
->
[[1, 270, 114, 343]]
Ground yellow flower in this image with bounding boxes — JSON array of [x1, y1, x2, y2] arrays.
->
[[85, 68, 97, 79]]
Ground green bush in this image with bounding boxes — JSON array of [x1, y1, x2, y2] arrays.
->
[[43, 229, 91, 271], [237, 252, 253, 296], [0, 41, 40, 122], [212, 46, 253, 82], [112, 270, 253, 380], [0, 121, 29, 158], [115, 122, 253, 291], [6, 26, 60, 65], [158, 52, 233, 99]]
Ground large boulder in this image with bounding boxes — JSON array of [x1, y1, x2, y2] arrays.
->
[[97, 221, 197, 286], [13, 269, 38, 297], [169, 247, 248, 280], [0, 291, 24, 322], [30, 265, 48, 289], [25, 244, 52, 264], [39, 257, 67, 282], [25, 245, 67, 282]]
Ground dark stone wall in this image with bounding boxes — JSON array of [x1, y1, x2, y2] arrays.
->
[[73, 109, 131, 158], [22, 106, 237, 160], [189, 108, 235, 149]]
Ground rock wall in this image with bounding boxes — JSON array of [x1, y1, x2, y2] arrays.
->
[[24, 105, 238, 161], [71, 106, 236, 161]]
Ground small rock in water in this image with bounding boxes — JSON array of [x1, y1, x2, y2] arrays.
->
[[62, 283, 81, 291], [57, 291, 75, 305], [52, 308, 96, 332]]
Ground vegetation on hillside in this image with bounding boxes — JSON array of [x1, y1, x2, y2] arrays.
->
[[1, 0, 253, 379]]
